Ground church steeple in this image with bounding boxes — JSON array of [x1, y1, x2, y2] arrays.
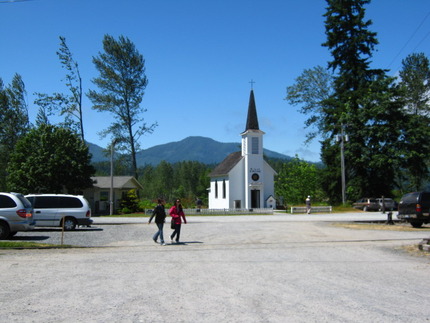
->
[[245, 90, 259, 131]]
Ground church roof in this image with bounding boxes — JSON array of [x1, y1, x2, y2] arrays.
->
[[245, 90, 259, 131], [209, 151, 243, 176]]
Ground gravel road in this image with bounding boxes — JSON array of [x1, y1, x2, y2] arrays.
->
[[1, 216, 430, 322]]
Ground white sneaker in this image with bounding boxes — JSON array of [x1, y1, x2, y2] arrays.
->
[[161, 242, 166, 246]]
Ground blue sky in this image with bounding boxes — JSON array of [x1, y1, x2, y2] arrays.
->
[[1, 0, 429, 162]]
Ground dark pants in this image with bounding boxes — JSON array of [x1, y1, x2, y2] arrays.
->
[[171, 224, 181, 242]]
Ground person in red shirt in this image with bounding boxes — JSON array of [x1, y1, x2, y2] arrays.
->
[[169, 199, 187, 244]]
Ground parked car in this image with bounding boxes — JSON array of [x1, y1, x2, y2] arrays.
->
[[25, 194, 92, 230], [398, 191, 430, 228], [0, 192, 35, 239], [376, 198, 396, 211], [352, 198, 379, 211]]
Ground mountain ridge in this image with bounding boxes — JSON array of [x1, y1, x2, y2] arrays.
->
[[88, 136, 293, 166]]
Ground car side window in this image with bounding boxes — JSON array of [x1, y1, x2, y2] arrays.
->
[[60, 197, 83, 208], [421, 193, 430, 201], [0, 195, 17, 208], [34, 196, 58, 208]]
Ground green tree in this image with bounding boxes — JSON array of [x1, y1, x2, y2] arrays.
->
[[34, 36, 85, 140], [397, 53, 430, 190], [137, 160, 211, 204], [285, 65, 334, 143], [152, 161, 174, 201], [6, 125, 95, 194], [319, 0, 401, 202], [88, 34, 157, 179], [0, 74, 30, 190], [275, 156, 322, 205], [399, 53, 430, 116]]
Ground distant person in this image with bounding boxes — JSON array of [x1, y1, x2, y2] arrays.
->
[[305, 196, 311, 214], [148, 198, 167, 245], [196, 197, 203, 211], [169, 199, 187, 244]]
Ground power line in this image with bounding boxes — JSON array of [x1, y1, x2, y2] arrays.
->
[[411, 31, 430, 53], [387, 11, 430, 69]]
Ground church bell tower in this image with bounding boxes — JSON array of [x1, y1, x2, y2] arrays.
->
[[241, 89, 265, 209]]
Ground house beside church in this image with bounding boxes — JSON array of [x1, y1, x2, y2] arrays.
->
[[83, 176, 143, 214], [208, 89, 277, 209]]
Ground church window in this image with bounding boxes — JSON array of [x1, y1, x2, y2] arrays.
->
[[252, 137, 259, 154], [222, 179, 226, 199], [215, 180, 218, 198]]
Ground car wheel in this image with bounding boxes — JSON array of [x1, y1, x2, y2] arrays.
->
[[410, 221, 423, 228], [0, 222, 11, 240], [62, 217, 77, 231], [9, 231, 17, 237]]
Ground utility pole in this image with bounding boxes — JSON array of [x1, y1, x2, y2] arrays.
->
[[110, 138, 119, 216], [337, 125, 348, 205]]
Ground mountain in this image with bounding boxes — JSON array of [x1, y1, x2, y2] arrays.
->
[[86, 142, 109, 163], [88, 136, 292, 166]]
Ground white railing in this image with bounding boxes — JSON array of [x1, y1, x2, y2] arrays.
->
[[290, 206, 332, 214], [183, 208, 274, 215]]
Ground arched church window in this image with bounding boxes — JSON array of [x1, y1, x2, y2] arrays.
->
[[215, 180, 218, 198]]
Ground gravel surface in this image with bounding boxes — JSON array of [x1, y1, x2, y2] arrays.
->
[[1, 216, 430, 322]]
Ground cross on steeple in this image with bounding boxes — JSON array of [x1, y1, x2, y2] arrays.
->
[[249, 79, 256, 90]]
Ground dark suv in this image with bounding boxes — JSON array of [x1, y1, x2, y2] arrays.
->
[[0, 192, 35, 239], [398, 192, 430, 228]]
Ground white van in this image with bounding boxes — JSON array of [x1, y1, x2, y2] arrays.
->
[[25, 194, 92, 230]]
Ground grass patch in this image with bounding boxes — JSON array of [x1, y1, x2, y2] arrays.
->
[[0, 241, 73, 249], [400, 244, 430, 257]]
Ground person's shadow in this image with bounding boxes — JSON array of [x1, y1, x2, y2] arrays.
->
[[169, 241, 203, 245]]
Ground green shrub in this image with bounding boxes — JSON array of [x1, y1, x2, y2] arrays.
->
[[120, 189, 140, 213]]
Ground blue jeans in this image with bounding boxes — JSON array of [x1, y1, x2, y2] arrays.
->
[[153, 223, 164, 243]]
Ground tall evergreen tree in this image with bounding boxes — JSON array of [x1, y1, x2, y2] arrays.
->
[[0, 74, 30, 190], [397, 53, 430, 190], [399, 53, 430, 116], [320, 0, 402, 202], [88, 34, 157, 180]]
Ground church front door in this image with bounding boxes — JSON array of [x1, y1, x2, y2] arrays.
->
[[251, 190, 260, 209]]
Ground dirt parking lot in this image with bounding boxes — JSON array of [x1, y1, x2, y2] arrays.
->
[[1, 217, 430, 322]]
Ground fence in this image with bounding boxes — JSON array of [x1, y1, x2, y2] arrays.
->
[[184, 208, 275, 215], [290, 206, 332, 214], [146, 208, 275, 215]]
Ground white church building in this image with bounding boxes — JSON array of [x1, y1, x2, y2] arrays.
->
[[208, 89, 277, 210]]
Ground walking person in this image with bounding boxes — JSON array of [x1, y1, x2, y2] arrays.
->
[[148, 198, 167, 245], [305, 196, 311, 214], [169, 199, 187, 244]]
